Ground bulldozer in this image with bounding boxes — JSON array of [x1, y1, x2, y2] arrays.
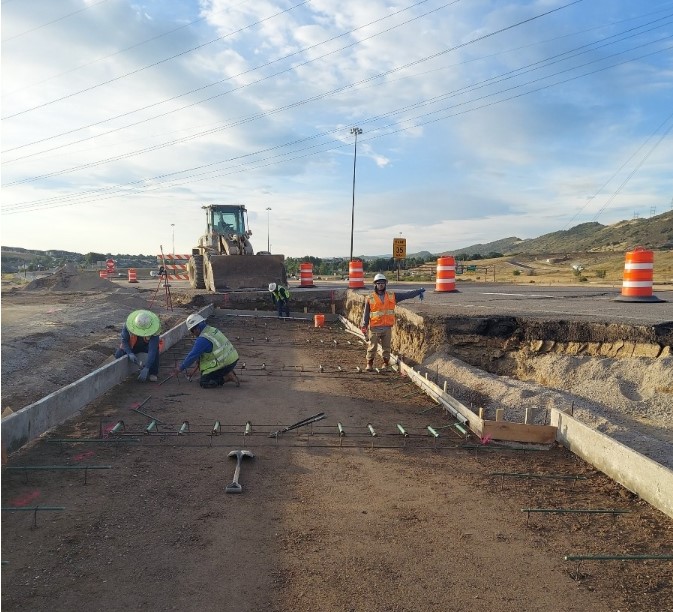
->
[[188, 204, 287, 292]]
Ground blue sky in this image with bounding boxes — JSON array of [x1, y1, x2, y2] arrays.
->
[[2, 0, 672, 258]]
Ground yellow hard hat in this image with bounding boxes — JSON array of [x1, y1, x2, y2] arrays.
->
[[126, 310, 161, 337]]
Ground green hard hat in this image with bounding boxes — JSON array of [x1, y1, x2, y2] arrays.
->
[[126, 310, 161, 337]]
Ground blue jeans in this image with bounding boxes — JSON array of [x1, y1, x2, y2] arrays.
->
[[115, 338, 159, 375], [276, 300, 290, 317], [200, 360, 238, 388]]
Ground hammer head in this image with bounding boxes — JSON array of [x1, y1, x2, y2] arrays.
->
[[228, 450, 254, 460]]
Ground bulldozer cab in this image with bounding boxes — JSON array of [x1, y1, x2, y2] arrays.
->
[[207, 205, 248, 237]]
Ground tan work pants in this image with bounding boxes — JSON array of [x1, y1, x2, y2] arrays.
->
[[366, 327, 392, 363]]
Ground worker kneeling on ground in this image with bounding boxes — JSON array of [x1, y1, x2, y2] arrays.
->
[[268, 282, 290, 318], [115, 309, 163, 382], [361, 273, 425, 372], [175, 314, 240, 388]]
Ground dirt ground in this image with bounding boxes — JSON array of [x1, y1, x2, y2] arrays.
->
[[2, 285, 673, 611]]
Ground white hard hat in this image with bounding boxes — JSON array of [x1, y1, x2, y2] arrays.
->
[[374, 273, 387, 283], [185, 313, 205, 330], [268, 283, 277, 292]]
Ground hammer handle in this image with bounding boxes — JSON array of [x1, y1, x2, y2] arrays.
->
[[231, 456, 242, 485]]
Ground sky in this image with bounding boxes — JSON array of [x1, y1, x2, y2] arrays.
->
[[1, 0, 672, 259]]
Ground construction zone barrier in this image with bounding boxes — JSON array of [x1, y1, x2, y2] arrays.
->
[[435, 256, 458, 293], [300, 262, 315, 287], [348, 260, 365, 289], [127, 269, 138, 283], [106, 258, 116, 276], [614, 247, 665, 303], [157, 254, 191, 281], [314, 314, 325, 328], [99, 270, 108, 279]]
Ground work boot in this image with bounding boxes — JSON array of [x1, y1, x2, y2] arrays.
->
[[148, 374, 158, 382], [224, 371, 240, 387], [365, 360, 374, 372]]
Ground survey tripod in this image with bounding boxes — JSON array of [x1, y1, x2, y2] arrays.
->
[[149, 247, 173, 311]]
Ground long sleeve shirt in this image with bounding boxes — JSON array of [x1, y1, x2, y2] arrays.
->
[[120, 326, 160, 369], [178, 336, 214, 371], [361, 288, 424, 329]]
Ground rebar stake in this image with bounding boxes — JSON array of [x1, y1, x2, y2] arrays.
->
[[110, 420, 125, 435], [145, 420, 158, 435], [427, 426, 440, 448]]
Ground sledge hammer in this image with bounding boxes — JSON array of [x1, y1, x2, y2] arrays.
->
[[225, 450, 254, 494]]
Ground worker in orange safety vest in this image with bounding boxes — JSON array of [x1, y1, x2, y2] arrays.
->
[[114, 309, 163, 382], [360, 273, 425, 371]]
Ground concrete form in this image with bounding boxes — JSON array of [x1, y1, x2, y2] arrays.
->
[[0, 305, 213, 454]]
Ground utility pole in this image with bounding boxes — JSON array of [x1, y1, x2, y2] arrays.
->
[[349, 127, 363, 263]]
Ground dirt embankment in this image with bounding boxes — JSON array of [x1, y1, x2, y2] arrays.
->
[[341, 292, 673, 468]]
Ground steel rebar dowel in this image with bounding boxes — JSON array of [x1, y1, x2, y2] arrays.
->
[[564, 554, 673, 561]]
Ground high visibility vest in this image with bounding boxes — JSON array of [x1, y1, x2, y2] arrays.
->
[[127, 334, 165, 352], [199, 326, 238, 375], [368, 291, 396, 328], [272, 286, 290, 300]]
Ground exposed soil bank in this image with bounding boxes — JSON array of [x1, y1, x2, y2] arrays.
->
[[341, 292, 673, 469]]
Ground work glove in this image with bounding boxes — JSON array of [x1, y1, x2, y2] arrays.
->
[[419, 288, 426, 301], [128, 353, 139, 365], [137, 367, 150, 382]]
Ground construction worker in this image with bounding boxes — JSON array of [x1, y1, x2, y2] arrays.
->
[[115, 309, 162, 382], [268, 282, 291, 317], [360, 273, 425, 371], [175, 313, 240, 388]]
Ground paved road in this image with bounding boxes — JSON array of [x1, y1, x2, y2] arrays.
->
[[352, 282, 673, 326], [111, 277, 673, 326]]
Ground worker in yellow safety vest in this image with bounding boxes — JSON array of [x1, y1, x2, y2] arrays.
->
[[268, 282, 291, 317], [360, 273, 425, 371], [174, 313, 240, 388]]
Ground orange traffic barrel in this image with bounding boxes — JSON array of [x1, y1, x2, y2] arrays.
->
[[314, 314, 325, 328], [435, 256, 458, 292], [128, 268, 138, 283], [348, 260, 365, 289], [300, 262, 315, 287], [99, 270, 108, 279], [614, 247, 664, 302]]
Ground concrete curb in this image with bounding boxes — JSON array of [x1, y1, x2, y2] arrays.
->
[[551, 408, 673, 519], [338, 315, 673, 520], [1, 304, 213, 454]]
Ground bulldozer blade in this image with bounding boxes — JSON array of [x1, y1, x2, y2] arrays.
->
[[205, 254, 287, 291]]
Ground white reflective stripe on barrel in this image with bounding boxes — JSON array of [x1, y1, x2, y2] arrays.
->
[[624, 263, 653, 270], [622, 280, 653, 287]]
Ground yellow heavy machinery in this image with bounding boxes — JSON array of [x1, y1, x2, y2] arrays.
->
[[188, 204, 287, 291]]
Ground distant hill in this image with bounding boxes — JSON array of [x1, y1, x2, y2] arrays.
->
[[445, 211, 673, 257], [3, 211, 672, 272]]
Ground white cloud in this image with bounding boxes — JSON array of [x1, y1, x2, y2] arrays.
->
[[2, 0, 672, 258]]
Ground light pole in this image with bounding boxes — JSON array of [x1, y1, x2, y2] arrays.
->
[[265, 207, 272, 252], [171, 224, 175, 255], [349, 127, 363, 263]]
